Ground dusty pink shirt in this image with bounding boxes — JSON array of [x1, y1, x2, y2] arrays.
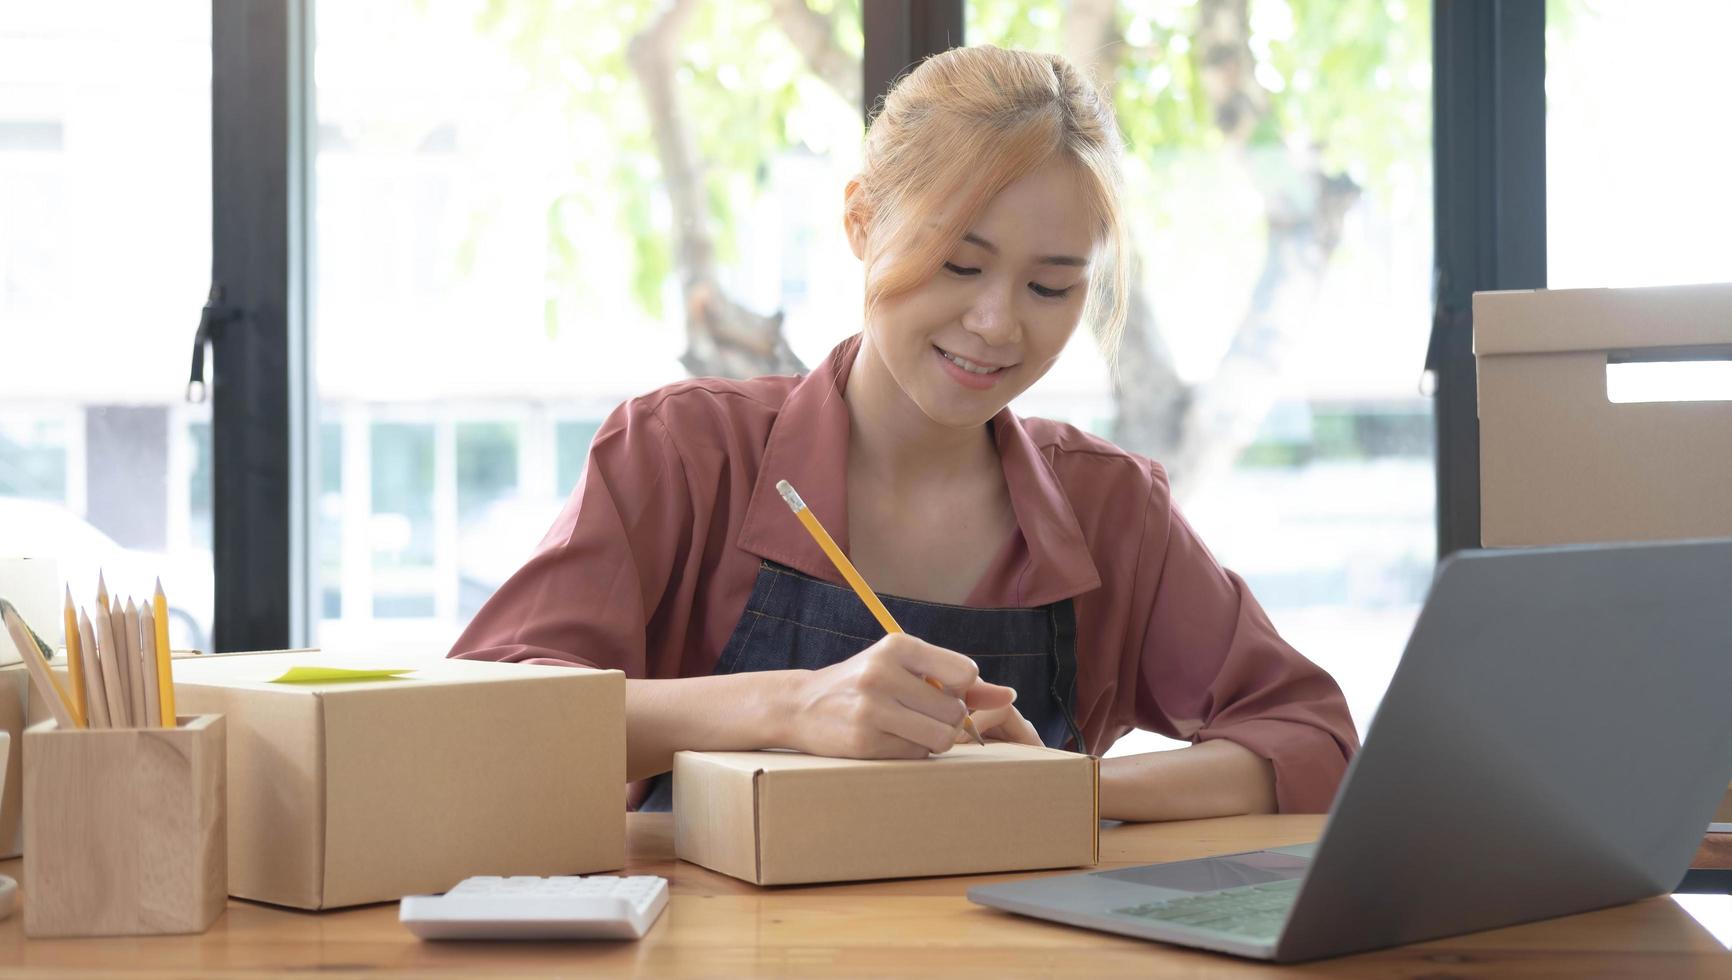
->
[[450, 335, 1359, 811]]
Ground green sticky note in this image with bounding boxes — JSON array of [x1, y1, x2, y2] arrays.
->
[[268, 666, 417, 684]]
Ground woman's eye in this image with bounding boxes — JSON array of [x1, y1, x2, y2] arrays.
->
[[1030, 283, 1073, 299], [943, 262, 981, 277]]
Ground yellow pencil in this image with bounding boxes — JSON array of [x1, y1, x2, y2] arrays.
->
[[775, 479, 985, 746], [62, 585, 88, 728], [153, 577, 176, 728]]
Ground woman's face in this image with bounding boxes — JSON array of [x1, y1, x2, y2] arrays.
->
[[853, 159, 1098, 429]]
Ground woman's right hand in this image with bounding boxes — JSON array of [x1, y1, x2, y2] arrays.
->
[[778, 634, 1016, 759]]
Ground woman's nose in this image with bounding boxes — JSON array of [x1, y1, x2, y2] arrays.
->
[[961, 281, 1020, 344]]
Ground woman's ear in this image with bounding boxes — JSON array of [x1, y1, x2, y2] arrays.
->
[[842, 178, 868, 261]]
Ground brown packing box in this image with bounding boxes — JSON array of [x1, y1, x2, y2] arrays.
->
[[1, 661, 58, 859], [1474, 282, 1732, 547], [0, 664, 26, 858], [171, 652, 625, 909], [674, 741, 1098, 886], [1475, 282, 1732, 841]]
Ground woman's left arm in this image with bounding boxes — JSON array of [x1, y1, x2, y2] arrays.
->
[[969, 703, 1277, 820], [1109, 473, 1361, 821], [1100, 740, 1275, 822]]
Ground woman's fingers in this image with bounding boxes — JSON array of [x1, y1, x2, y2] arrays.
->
[[876, 698, 965, 755], [887, 635, 978, 691], [861, 642, 968, 724], [965, 703, 1043, 746], [887, 635, 1017, 709], [961, 679, 1016, 711]]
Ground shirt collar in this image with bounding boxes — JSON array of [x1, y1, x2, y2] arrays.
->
[[736, 334, 1101, 606]]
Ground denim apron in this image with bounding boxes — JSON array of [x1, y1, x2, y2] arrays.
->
[[639, 559, 1082, 811]]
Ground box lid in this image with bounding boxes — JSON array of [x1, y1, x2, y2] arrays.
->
[[696, 739, 1082, 775], [171, 651, 590, 693], [1474, 283, 1732, 357]]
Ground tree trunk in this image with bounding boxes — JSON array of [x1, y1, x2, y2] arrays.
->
[[1059, 1, 1192, 464], [628, 0, 803, 379], [1060, 0, 1361, 500], [1168, 164, 1359, 491], [1171, 0, 1362, 497]]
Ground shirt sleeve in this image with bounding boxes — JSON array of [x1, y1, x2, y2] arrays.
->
[[1133, 479, 1361, 813], [447, 397, 692, 674]]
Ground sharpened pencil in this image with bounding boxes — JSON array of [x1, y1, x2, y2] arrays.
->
[[775, 479, 986, 746]]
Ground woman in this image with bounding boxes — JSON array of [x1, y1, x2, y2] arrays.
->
[[451, 45, 1359, 820]]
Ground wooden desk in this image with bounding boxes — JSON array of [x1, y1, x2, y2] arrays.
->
[[0, 814, 1725, 977]]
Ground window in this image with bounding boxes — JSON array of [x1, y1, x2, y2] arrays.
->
[[17, 2, 1454, 735], [1547, 2, 1732, 289], [311, 0, 865, 655], [0, 2, 214, 651], [968, 0, 1435, 752]]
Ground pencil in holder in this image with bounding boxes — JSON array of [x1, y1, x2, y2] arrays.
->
[[22, 714, 226, 937]]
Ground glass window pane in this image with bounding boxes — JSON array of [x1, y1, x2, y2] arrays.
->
[[556, 420, 602, 498], [1547, 2, 1732, 289], [369, 422, 435, 568], [317, 420, 343, 620], [313, 0, 863, 654], [968, 0, 1435, 753], [0, 3, 214, 652], [456, 421, 518, 523]]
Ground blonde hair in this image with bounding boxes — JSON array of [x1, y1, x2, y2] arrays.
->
[[849, 45, 1129, 354]]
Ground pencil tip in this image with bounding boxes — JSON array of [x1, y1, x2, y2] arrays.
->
[[154, 576, 164, 594]]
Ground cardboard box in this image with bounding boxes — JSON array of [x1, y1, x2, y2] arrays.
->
[[0, 665, 25, 858], [0, 660, 57, 859], [674, 741, 1098, 885], [1475, 282, 1732, 547], [1476, 282, 1732, 821], [172, 652, 625, 909]]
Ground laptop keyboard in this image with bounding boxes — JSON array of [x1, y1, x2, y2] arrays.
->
[[1111, 877, 1301, 940]]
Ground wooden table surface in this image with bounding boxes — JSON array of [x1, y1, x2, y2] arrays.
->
[[0, 814, 1726, 978]]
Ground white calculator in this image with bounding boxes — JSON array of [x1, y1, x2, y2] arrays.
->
[[400, 874, 669, 940]]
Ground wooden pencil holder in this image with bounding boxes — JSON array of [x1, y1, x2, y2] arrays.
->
[[22, 714, 226, 937]]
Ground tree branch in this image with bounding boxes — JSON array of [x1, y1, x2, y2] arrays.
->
[[628, 0, 803, 378], [628, 0, 713, 284], [765, 0, 861, 110], [1062, 0, 1121, 92], [1194, 0, 1271, 148]]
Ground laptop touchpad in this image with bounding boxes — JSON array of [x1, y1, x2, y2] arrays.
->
[[1096, 851, 1311, 893]]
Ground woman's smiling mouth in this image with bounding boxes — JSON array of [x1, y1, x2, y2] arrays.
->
[[934, 345, 1013, 389]]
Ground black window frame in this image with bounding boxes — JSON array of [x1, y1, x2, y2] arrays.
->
[[1429, 0, 1546, 559], [209, 0, 312, 651]]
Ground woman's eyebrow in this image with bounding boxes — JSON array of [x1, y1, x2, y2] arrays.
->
[[961, 231, 1088, 268]]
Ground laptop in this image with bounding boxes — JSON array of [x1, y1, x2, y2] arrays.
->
[[969, 539, 1732, 962]]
